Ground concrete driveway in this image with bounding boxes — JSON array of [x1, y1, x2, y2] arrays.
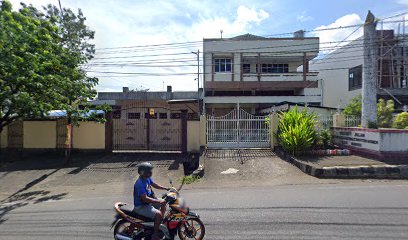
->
[[193, 149, 341, 188]]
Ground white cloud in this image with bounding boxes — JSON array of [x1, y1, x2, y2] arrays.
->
[[5, 1, 271, 92], [396, 0, 408, 6], [314, 14, 363, 54], [185, 5, 269, 39], [296, 11, 313, 23]]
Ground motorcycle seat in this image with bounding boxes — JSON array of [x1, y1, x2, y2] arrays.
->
[[121, 208, 153, 222]]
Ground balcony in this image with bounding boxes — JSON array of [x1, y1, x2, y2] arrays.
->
[[204, 95, 322, 104], [242, 72, 318, 82]]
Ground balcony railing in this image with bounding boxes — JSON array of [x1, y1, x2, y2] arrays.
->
[[243, 72, 318, 82]]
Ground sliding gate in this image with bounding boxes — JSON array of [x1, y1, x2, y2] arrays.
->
[[207, 108, 270, 148]]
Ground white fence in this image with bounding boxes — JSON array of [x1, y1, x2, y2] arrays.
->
[[317, 115, 361, 129], [318, 116, 333, 129], [345, 115, 360, 127]]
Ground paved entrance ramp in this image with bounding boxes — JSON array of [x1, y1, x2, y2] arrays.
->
[[194, 149, 328, 188]]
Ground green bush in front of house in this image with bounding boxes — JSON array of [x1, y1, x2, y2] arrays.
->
[[277, 106, 318, 156], [392, 112, 408, 130]]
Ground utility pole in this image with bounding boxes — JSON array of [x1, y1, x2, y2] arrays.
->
[[362, 11, 378, 128], [192, 50, 200, 117]]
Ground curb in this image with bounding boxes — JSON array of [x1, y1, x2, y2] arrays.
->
[[275, 148, 408, 179]]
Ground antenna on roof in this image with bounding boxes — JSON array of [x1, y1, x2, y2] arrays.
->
[[220, 29, 223, 39]]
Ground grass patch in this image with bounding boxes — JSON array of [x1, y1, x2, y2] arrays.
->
[[179, 175, 200, 184]]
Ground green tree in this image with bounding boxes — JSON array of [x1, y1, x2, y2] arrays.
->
[[0, 0, 64, 132], [377, 99, 394, 128], [343, 96, 395, 128], [0, 1, 108, 162], [343, 95, 362, 116]]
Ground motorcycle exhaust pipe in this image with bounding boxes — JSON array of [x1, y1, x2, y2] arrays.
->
[[115, 234, 133, 240]]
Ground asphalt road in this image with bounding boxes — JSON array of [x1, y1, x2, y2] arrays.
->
[[1, 183, 408, 240]]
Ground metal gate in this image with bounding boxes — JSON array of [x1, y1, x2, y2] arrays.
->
[[112, 107, 183, 151], [207, 108, 270, 148]]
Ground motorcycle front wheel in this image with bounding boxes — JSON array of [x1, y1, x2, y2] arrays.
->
[[177, 218, 205, 240]]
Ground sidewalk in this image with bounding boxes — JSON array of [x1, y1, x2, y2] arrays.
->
[[275, 147, 408, 179]]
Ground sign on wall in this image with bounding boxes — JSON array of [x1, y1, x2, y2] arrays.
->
[[332, 128, 380, 151]]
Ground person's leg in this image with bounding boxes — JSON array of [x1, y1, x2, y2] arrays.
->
[[159, 202, 167, 218], [153, 210, 162, 236]]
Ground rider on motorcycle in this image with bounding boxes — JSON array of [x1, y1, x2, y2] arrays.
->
[[133, 162, 170, 240]]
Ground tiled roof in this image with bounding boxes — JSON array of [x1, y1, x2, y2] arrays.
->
[[230, 33, 266, 40]]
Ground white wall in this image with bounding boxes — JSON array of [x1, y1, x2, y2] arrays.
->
[[310, 38, 364, 108], [205, 95, 322, 104]]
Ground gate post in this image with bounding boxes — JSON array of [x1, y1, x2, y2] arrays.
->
[[199, 115, 207, 148], [269, 114, 279, 149], [181, 110, 188, 153], [105, 111, 113, 153]]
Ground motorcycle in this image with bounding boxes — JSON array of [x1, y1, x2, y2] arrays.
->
[[111, 180, 205, 240]]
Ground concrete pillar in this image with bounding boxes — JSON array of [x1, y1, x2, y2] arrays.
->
[[269, 114, 279, 148], [199, 115, 207, 147], [333, 113, 346, 127], [362, 11, 378, 128]]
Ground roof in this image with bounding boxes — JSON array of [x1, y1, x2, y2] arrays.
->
[[97, 91, 199, 101], [230, 33, 266, 40], [203, 33, 319, 42]]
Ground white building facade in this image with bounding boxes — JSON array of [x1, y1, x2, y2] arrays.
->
[[203, 33, 321, 116], [310, 30, 408, 110]]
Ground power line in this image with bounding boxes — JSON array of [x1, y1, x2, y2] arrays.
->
[[88, 38, 403, 68], [93, 18, 407, 52]]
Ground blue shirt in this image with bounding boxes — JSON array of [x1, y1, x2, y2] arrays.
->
[[133, 177, 154, 207]]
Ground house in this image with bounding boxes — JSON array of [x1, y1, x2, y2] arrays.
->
[[203, 32, 321, 116], [94, 86, 201, 120], [310, 29, 408, 110]]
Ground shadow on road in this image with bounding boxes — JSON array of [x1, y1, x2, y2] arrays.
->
[[0, 152, 189, 174], [0, 168, 68, 225]]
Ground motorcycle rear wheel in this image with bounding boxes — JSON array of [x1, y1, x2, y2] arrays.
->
[[114, 220, 135, 240], [177, 218, 205, 240]]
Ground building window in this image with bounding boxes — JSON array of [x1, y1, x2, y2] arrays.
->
[[243, 64, 251, 73], [349, 65, 362, 91], [214, 58, 232, 73], [261, 64, 289, 73], [112, 105, 121, 119], [145, 112, 157, 119], [127, 112, 140, 119], [159, 113, 168, 119], [170, 113, 181, 119], [402, 79, 407, 88]]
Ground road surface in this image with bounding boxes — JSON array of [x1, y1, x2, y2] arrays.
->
[[1, 182, 408, 239]]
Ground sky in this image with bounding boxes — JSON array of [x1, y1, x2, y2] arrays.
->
[[7, 0, 408, 92]]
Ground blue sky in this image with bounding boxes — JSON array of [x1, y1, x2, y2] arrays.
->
[[8, 0, 408, 92]]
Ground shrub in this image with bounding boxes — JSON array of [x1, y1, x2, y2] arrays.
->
[[316, 128, 333, 149], [344, 95, 362, 116], [377, 99, 394, 128], [277, 106, 318, 156], [392, 112, 408, 129]]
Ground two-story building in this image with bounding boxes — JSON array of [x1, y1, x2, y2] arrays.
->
[[310, 29, 408, 110], [203, 32, 321, 116]]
